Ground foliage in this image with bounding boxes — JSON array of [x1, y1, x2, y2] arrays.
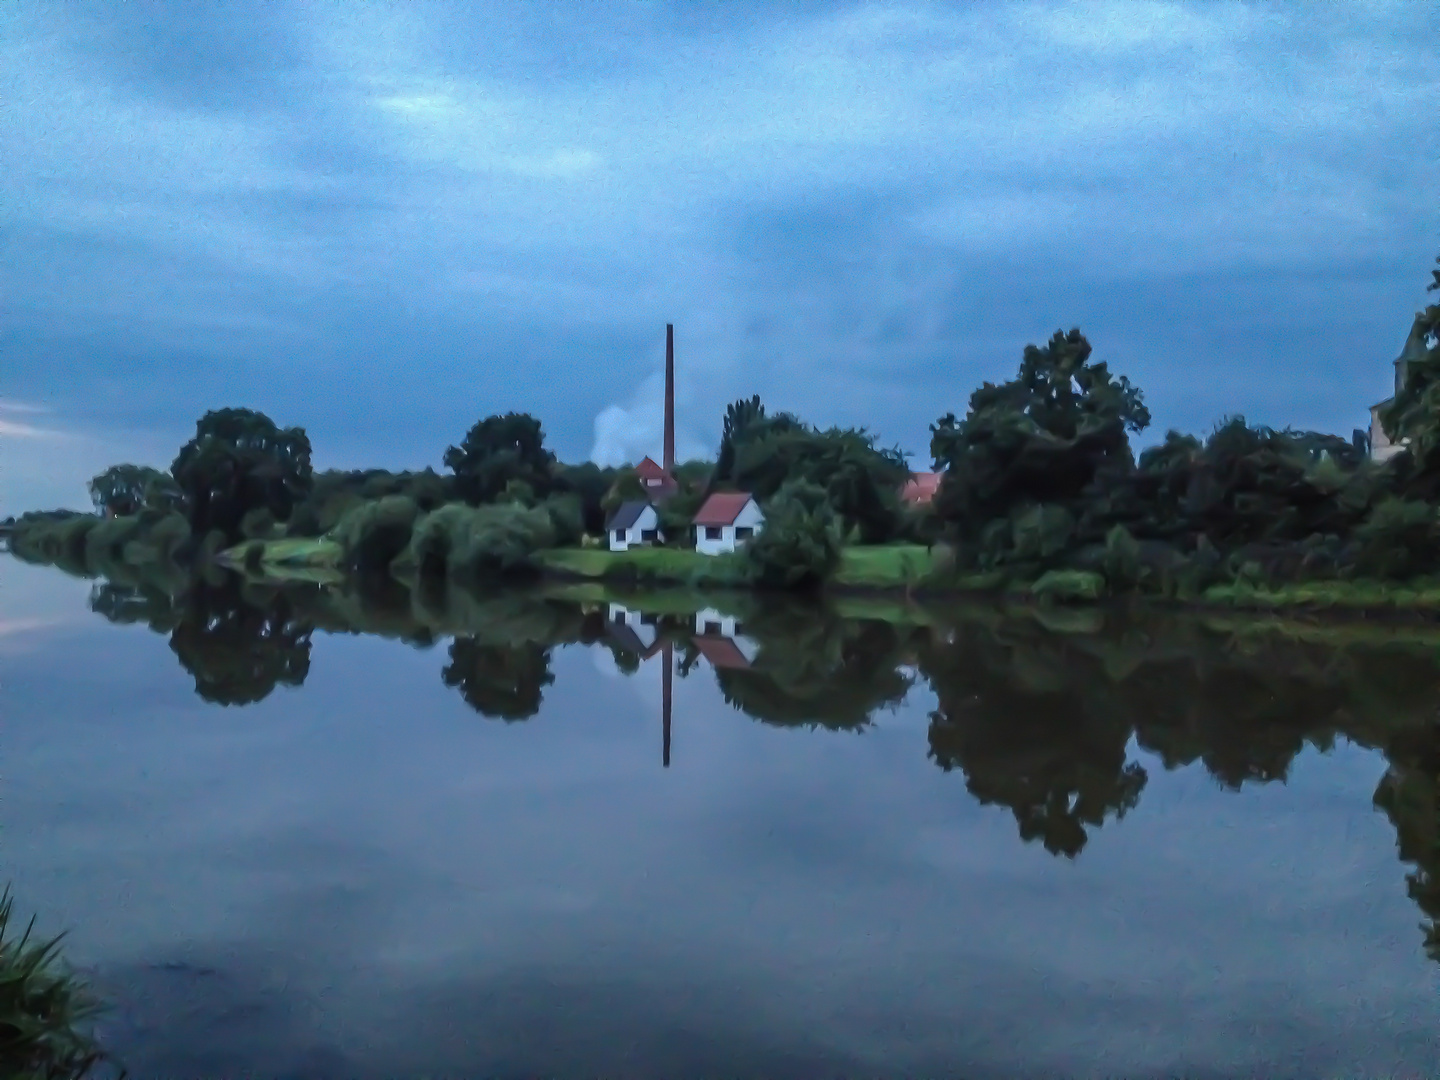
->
[[286, 469, 452, 537], [88, 463, 181, 518], [714, 398, 909, 543], [330, 495, 422, 575], [551, 462, 616, 536], [743, 480, 844, 590], [929, 328, 1149, 569], [444, 413, 555, 505], [399, 502, 556, 582], [171, 408, 313, 542], [0, 887, 109, 1080]]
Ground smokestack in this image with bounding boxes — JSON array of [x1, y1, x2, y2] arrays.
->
[[664, 323, 675, 472]]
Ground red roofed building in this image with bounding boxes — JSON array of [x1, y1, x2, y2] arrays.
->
[[693, 492, 765, 555], [901, 471, 944, 505], [634, 455, 678, 497]]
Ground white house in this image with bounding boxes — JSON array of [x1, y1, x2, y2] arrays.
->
[[693, 492, 764, 556], [606, 500, 664, 552]]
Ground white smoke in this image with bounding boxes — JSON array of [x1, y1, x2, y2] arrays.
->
[[589, 370, 709, 467]]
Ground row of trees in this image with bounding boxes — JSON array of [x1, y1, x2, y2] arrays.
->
[[10, 253, 1440, 593], [925, 256, 1440, 592]]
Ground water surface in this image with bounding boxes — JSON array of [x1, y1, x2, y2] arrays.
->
[[3, 559, 1438, 1077]]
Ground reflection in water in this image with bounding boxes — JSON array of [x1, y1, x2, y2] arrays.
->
[[76, 569, 1440, 967]]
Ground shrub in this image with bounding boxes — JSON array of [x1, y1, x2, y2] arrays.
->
[[83, 516, 142, 567], [541, 493, 585, 547], [331, 495, 421, 575], [399, 502, 556, 582], [744, 479, 844, 590], [1354, 497, 1439, 580]]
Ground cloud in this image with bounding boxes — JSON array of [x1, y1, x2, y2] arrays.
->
[[589, 370, 711, 468], [0, 1, 1433, 469]]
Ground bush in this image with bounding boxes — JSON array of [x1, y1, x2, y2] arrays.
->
[[399, 502, 556, 582], [1354, 497, 1439, 580], [83, 516, 142, 566], [331, 495, 421, 575], [541, 493, 585, 548], [744, 480, 844, 590]]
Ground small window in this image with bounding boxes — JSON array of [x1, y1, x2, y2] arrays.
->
[[613, 611, 625, 624], [614, 529, 625, 542], [704, 526, 723, 540], [645, 478, 660, 487], [735, 526, 753, 540], [733, 622, 745, 635], [640, 613, 657, 626], [641, 528, 657, 542], [704, 620, 722, 635]]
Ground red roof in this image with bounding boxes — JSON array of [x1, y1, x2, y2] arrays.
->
[[635, 456, 673, 481], [693, 635, 752, 669], [693, 492, 755, 527], [900, 472, 943, 504]]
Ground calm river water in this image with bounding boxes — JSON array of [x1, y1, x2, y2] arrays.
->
[[3, 558, 1439, 1078]]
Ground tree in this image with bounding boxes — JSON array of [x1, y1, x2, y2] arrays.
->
[[444, 413, 555, 505], [171, 408, 313, 543], [744, 479, 844, 589], [88, 464, 183, 517], [929, 329, 1149, 568]]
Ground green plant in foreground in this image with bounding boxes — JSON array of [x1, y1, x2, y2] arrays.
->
[[0, 887, 111, 1079]]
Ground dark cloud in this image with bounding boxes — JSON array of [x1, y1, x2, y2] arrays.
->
[[2, 0, 1436, 489]]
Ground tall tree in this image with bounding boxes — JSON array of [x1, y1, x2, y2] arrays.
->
[[171, 408, 313, 542], [444, 413, 555, 506], [88, 464, 183, 517]]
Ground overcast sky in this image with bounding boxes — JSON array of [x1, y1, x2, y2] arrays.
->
[[2, 0, 1436, 510]]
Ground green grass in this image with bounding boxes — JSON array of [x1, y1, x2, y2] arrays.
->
[[1202, 577, 1440, 611], [537, 545, 749, 585], [832, 544, 936, 587]]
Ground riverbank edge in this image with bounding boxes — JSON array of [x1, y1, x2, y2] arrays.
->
[[217, 537, 1440, 623]]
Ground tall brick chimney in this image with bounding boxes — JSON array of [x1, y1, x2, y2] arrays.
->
[[663, 323, 675, 472]]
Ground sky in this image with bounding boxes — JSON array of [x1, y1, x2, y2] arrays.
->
[[2, 0, 1437, 512]]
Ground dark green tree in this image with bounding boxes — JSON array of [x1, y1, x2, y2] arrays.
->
[[744, 479, 844, 589], [171, 408, 313, 543], [929, 329, 1149, 569], [444, 413, 555, 505], [88, 464, 183, 517]]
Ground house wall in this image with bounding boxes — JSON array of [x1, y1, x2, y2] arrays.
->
[[1371, 403, 1405, 462], [695, 501, 765, 556], [609, 506, 664, 551]]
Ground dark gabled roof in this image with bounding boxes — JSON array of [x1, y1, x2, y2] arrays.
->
[[693, 492, 756, 527], [606, 622, 666, 660], [606, 500, 654, 532]]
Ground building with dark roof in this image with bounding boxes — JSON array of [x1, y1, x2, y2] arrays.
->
[[605, 499, 663, 552]]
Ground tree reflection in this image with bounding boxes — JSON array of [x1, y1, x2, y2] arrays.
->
[[919, 616, 1146, 858], [64, 559, 1440, 969], [712, 604, 914, 730], [167, 582, 315, 706], [441, 639, 554, 721]]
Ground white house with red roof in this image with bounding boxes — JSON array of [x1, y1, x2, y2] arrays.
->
[[693, 492, 764, 556]]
